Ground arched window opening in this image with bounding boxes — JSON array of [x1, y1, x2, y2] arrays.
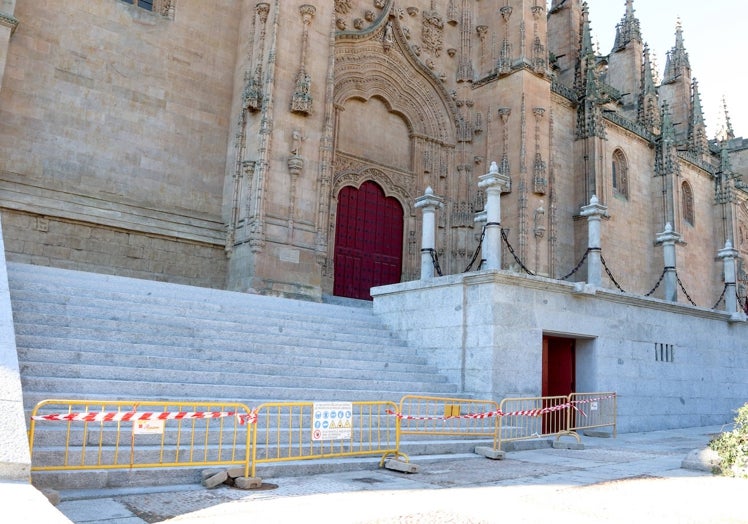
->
[[682, 181, 695, 226], [612, 149, 629, 199]]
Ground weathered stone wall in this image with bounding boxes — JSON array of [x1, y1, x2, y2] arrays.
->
[[372, 272, 748, 433], [0, 0, 239, 286], [0, 209, 226, 288]]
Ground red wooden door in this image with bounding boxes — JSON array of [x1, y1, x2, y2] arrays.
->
[[333, 181, 404, 300], [542, 336, 576, 433]]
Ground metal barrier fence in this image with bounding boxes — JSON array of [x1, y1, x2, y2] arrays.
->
[[28, 393, 616, 480], [28, 399, 255, 476], [568, 392, 617, 437], [247, 400, 403, 478], [396, 395, 500, 439], [495, 392, 617, 449], [496, 395, 571, 449]]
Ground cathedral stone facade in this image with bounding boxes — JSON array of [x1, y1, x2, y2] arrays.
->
[[1, 0, 747, 308]]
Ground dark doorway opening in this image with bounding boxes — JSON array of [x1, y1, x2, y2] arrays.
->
[[542, 336, 576, 433]]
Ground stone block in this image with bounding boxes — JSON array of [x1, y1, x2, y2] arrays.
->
[[226, 466, 252, 479], [234, 476, 263, 490], [201, 470, 228, 489], [474, 446, 505, 460], [383, 459, 419, 473], [681, 447, 721, 472]]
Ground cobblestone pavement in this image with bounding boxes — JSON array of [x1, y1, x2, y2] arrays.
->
[[44, 426, 748, 523]]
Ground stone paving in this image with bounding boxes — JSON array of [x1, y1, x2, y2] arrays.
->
[[19, 426, 748, 523]]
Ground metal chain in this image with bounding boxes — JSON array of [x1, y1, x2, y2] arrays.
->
[[675, 271, 697, 306], [463, 224, 487, 273], [599, 255, 626, 292], [644, 267, 667, 297], [561, 248, 592, 281], [423, 248, 443, 277], [500, 229, 536, 276], [712, 284, 728, 310]]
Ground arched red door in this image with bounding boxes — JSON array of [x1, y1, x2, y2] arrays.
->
[[333, 181, 404, 300]]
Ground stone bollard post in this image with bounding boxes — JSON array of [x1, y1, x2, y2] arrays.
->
[[718, 239, 739, 313], [477, 161, 510, 270], [579, 195, 607, 287], [415, 187, 444, 280], [656, 223, 681, 302]]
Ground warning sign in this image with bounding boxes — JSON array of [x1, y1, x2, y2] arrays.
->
[[133, 419, 165, 435], [312, 402, 353, 441]]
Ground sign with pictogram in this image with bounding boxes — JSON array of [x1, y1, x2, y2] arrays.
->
[[133, 419, 165, 435], [312, 402, 353, 441]]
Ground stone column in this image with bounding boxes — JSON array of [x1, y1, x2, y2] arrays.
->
[[579, 195, 607, 287], [474, 210, 487, 270], [415, 187, 444, 280], [718, 239, 739, 313], [656, 223, 681, 302], [478, 161, 510, 270]]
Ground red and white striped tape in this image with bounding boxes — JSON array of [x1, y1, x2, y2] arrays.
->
[[32, 410, 259, 425], [389, 395, 615, 421]]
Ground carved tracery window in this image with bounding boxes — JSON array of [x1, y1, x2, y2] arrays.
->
[[612, 149, 629, 199], [682, 181, 695, 226]]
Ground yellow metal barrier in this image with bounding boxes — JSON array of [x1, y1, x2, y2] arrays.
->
[[568, 392, 617, 437], [495, 392, 617, 450], [495, 395, 570, 449], [28, 399, 255, 476], [28, 393, 616, 481], [247, 400, 404, 478], [397, 395, 500, 439]]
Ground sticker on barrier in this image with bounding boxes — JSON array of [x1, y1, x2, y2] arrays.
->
[[312, 402, 353, 441]]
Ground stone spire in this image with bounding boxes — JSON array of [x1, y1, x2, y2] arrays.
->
[[688, 78, 708, 155], [662, 19, 691, 84], [656, 103, 679, 175], [575, 3, 605, 139], [612, 0, 642, 51], [715, 96, 736, 142], [659, 20, 692, 145], [547, 0, 583, 87], [607, 0, 644, 114], [637, 43, 660, 130]]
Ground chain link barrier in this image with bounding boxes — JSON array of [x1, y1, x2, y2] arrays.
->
[[675, 270, 697, 306], [712, 284, 728, 310], [644, 267, 667, 297], [431, 222, 733, 313], [463, 224, 487, 273], [560, 248, 592, 281], [500, 229, 536, 276], [599, 255, 626, 292], [422, 248, 443, 277]]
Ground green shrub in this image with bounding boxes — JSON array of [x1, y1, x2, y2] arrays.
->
[[709, 403, 748, 477]]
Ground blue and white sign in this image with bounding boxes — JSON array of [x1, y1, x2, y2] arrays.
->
[[312, 402, 353, 441]]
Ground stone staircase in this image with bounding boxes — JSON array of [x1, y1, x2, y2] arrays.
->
[[8, 263, 482, 490]]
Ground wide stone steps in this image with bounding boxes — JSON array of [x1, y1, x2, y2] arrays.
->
[[9, 263, 475, 490], [8, 263, 477, 488], [17, 346, 439, 379]]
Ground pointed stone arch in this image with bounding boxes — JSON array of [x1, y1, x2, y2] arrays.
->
[[321, 16, 458, 295]]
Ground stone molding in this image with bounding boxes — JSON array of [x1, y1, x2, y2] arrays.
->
[[0, 173, 224, 245], [0, 12, 19, 35]]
